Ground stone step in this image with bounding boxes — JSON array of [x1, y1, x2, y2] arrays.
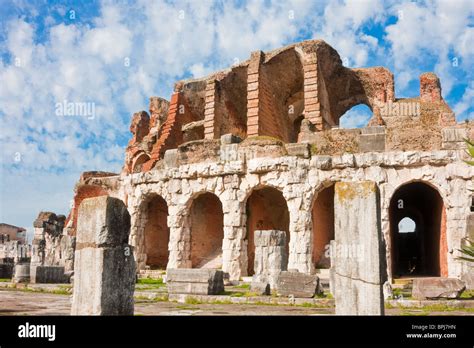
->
[[392, 283, 413, 290], [393, 278, 414, 286], [138, 269, 166, 279]]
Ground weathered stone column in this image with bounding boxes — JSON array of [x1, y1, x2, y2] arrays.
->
[[253, 230, 287, 288], [334, 182, 384, 315], [222, 193, 246, 281], [287, 200, 313, 274], [71, 196, 135, 315], [167, 204, 192, 269]]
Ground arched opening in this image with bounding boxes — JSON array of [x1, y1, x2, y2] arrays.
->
[[399, 217, 416, 233], [311, 185, 335, 269], [245, 187, 290, 275], [389, 182, 448, 277], [132, 153, 150, 173], [143, 195, 169, 269], [189, 192, 224, 268], [339, 104, 372, 129]]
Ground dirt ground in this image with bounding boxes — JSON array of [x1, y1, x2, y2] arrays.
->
[[0, 289, 473, 316]]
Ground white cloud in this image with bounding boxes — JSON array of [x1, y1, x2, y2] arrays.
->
[[312, 0, 386, 66], [453, 84, 474, 120], [385, 0, 474, 100], [339, 105, 372, 128], [0, 0, 472, 230]]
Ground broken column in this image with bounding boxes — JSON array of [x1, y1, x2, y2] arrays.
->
[[71, 196, 135, 315], [333, 182, 384, 315], [252, 230, 287, 289]]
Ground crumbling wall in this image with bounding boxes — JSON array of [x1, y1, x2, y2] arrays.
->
[[0, 240, 30, 263], [209, 67, 248, 139], [121, 39, 468, 171], [142, 88, 205, 171], [32, 212, 75, 272], [65, 171, 118, 237], [123, 98, 170, 174]]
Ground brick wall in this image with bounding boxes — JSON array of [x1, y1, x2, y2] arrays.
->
[[143, 92, 198, 171], [303, 51, 323, 130]]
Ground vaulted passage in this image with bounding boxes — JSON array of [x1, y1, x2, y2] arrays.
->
[[311, 185, 335, 269], [389, 182, 448, 277], [190, 193, 224, 268], [144, 195, 169, 269], [246, 187, 290, 275], [258, 49, 305, 142]]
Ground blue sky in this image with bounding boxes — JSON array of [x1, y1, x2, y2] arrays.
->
[[0, 0, 473, 236]]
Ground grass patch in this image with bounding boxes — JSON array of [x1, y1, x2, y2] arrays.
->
[[252, 300, 281, 306], [234, 284, 250, 289], [315, 291, 333, 299], [137, 278, 164, 285], [460, 290, 474, 299], [0, 278, 11, 282], [50, 287, 70, 295], [418, 304, 474, 312], [134, 294, 168, 302], [229, 291, 258, 298], [184, 296, 202, 305], [400, 309, 428, 316], [154, 294, 169, 302], [309, 143, 318, 154], [297, 302, 332, 309]]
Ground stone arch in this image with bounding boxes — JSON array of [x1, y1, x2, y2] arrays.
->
[[338, 103, 373, 129], [389, 181, 448, 277], [140, 194, 169, 269], [131, 152, 150, 173], [188, 192, 224, 268], [245, 186, 290, 275], [260, 48, 305, 142], [311, 183, 335, 269]]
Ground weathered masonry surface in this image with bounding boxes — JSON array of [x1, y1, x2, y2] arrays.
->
[[63, 39, 474, 284]]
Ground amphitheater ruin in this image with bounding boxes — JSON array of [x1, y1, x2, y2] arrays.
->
[[41, 40, 474, 297]]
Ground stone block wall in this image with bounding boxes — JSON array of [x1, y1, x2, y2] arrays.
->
[[103, 139, 474, 282]]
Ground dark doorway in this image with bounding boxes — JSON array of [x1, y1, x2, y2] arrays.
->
[[311, 185, 335, 269], [144, 195, 169, 269], [389, 182, 447, 277], [245, 187, 290, 276], [189, 193, 224, 268]]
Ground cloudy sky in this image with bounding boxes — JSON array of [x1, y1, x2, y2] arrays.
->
[[0, 0, 473, 235]]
